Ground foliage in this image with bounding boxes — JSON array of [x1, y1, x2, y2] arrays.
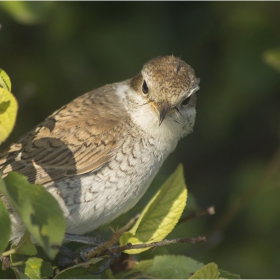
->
[[119, 164, 187, 254], [0, 71, 239, 277], [0, 197, 11, 254], [123, 255, 205, 279], [0, 2, 53, 25], [1, 2, 280, 277], [263, 48, 280, 73], [0, 173, 65, 259], [0, 69, 17, 144], [0, 164, 239, 278]]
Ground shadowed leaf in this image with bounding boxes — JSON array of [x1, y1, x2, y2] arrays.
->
[[0, 172, 65, 259], [0, 186, 11, 254]]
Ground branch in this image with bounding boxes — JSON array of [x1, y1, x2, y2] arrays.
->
[[178, 206, 215, 225], [85, 213, 140, 260], [63, 235, 206, 269], [98, 236, 206, 257]]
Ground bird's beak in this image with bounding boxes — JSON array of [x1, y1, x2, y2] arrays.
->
[[151, 101, 170, 126]]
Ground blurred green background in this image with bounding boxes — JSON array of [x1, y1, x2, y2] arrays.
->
[[1, 2, 280, 278]]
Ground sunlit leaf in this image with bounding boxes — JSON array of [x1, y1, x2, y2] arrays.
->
[[24, 257, 53, 279], [189, 262, 220, 279], [263, 48, 280, 73], [0, 172, 65, 259], [120, 164, 187, 254], [219, 269, 241, 279], [0, 68, 12, 91], [0, 2, 53, 25], [0, 87, 18, 144]]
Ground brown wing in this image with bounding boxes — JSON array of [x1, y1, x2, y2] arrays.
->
[[0, 84, 130, 185]]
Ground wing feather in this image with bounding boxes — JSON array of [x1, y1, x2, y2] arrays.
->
[[0, 84, 130, 185]]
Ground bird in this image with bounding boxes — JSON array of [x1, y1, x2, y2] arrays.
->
[[0, 55, 200, 244]]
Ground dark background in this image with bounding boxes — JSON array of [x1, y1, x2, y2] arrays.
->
[[1, 2, 280, 278]]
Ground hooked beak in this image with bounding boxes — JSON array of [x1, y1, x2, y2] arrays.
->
[[151, 101, 170, 126]]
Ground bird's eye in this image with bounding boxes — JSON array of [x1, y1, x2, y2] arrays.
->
[[142, 80, 149, 94], [181, 96, 191, 107]]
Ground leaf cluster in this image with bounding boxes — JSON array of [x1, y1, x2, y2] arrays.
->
[[0, 69, 240, 279]]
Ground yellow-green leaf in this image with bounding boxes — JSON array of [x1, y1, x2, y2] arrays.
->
[[190, 262, 220, 279], [119, 164, 187, 254], [0, 69, 12, 91], [0, 87, 18, 144], [0, 2, 53, 25], [24, 257, 53, 279], [263, 48, 280, 73], [219, 269, 241, 279]]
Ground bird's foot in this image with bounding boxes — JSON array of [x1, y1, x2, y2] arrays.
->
[[64, 233, 104, 245], [58, 233, 119, 275]]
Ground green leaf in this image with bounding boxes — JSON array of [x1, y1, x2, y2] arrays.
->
[[12, 270, 30, 279], [219, 269, 241, 279], [0, 267, 17, 279], [0, 2, 53, 25], [133, 259, 153, 271], [15, 231, 37, 256], [10, 246, 29, 279], [0, 190, 11, 254], [263, 48, 280, 73], [104, 269, 115, 279], [115, 259, 153, 279], [53, 257, 105, 279], [190, 262, 220, 279], [0, 69, 12, 91], [0, 172, 66, 259], [119, 164, 187, 254], [0, 87, 18, 144], [9, 241, 51, 279], [24, 257, 53, 279], [54, 268, 98, 279], [132, 255, 204, 279]]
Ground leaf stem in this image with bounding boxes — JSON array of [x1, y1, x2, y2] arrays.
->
[[2, 248, 16, 257], [10, 261, 25, 267]]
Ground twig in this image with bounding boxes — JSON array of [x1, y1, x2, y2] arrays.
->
[[98, 236, 206, 257], [178, 206, 215, 225], [62, 214, 140, 269], [85, 213, 140, 260], [62, 235, 206, 270]]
